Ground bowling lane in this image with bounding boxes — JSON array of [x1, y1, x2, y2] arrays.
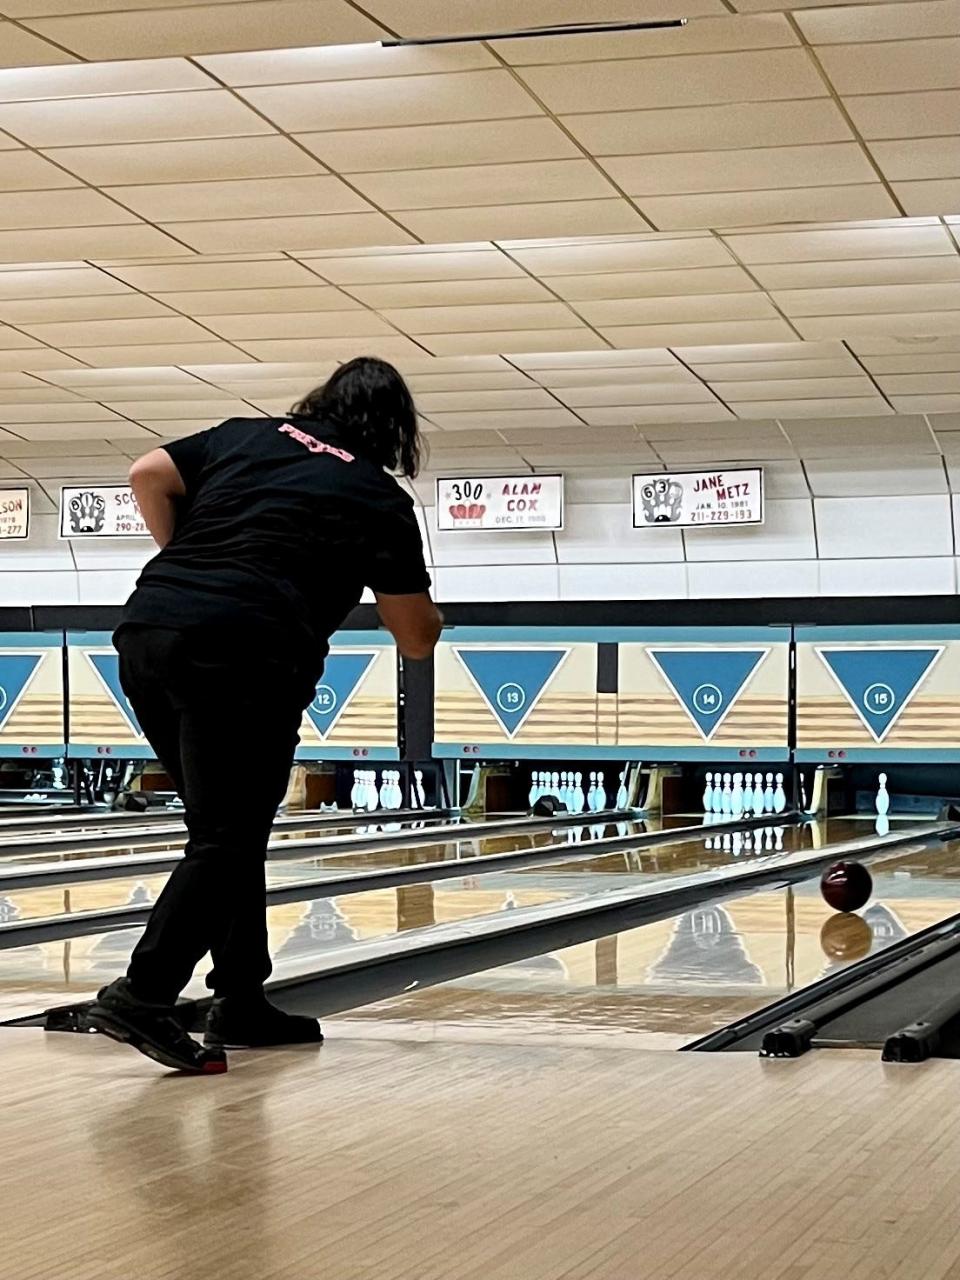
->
[[322, 829, 960, 1049], [0, 818, 653, 922], [0, 815, 898, 1020], [0, 813, 464, 869]]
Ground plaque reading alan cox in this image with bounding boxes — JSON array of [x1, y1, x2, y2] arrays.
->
[[436, 474, 563, 531], [59, 485, 150, 539], [633, 467, 764, 528]]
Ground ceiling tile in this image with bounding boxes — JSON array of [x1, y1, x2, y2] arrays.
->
[[496, 13, 797, 62], [163, 212, 415, 254], [416, 388, 556, 411], [196, 42, 493, 86], [511, 348, 676, 369], [676, 341, 836, 362], [0, 22, 78, 68], [423, 329, 608, 356], [66, 341, 254, 367], [0, 89, 270, 147], [0, 56, 212, 100], [850, 334, 960, 356], [0, 187, 138, 230], [724, 222, 955, 263], [890, 394, 960, 412], [298, 118, 580, 173], [869, 137, 960, 181], [775, 282, 960, 317], [425, 408, 579, 431], [575, 293, 777, 325], [17, 315, 216, 347], [500, 236, 732, 276], [712, 376, 872, 400], [381, 301, 579, 335], [348, 160, 617, 211], [554, 381, 715, 405], [865, 353, 960, 373], [106, 257, 324, 291], [518, 50, 827, 113], [232, 335, 428, 362], [603, 318, 796, 346], [695, 358, 860, 380], [198, 311, 396, 340], [0, 294, 172, 323], [395, 200, 651, 242], [603, 143, 875, 196], [816, 39, 960, 95], [880, 372, 960, 393], [547, 265, 756, 300], [45, 135, 324, 185], [240, 70, 539, 131], [106, 174, 371, 222], [751, 256, 960, 289], [895, 178, 960, 216], [343, 278, 554, 308], [795, 0, 960, 43], [846, 90, 960, 139], [796, 311, 960, 338], [733, 396, 892, 418], [20, 0, 388, 59], [157, 285, 359, 314], [0, 149, 80, 189], [363, 0, 712, 33], [311, 249, 521, 286], [563, 98, 852, 155], [0, 223, 183, 263], [643, 185, 896, 231]]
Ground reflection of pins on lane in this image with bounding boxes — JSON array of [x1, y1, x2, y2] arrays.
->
[[742, 829, 753, 854], [774, 826, 784, 851], [765, 827, 774, 851], [732, 830, 743, 857], [722, 832, 732, 852]]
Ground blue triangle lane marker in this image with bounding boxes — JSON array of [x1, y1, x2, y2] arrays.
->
[[647, 648, 769, 740], [0, 654, 42, 732], [455, 648, 569, 738], [816, 646, 943, 742], [87, 652, 143, 737], [305, 651, 377, 739]]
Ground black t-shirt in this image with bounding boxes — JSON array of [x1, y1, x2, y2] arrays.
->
[[121, 415, 430, 677]]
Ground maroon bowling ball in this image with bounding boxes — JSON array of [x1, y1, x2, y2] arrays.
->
[[820, 860, 873, 913]]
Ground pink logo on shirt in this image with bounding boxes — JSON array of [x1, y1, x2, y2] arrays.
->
[[279, 423, 355, 462]]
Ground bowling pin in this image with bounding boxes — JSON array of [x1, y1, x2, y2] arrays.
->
[[703, 772, 714, 813], [876, 772, 890, 816], [366, 772, 378, 812], [875, 813, 890, 837], [721, 774, 732, 815], [573, 771, 585, 813], [415, 769, 426, 807], [350, 770, 361, 809], [773, 772, 786, 814], [559, 770, 569, 806], [550, 771, 560, 800], [752, 773, 764, 816], [379, 771, 391, 809], [528, 771, 538, 807], [763, 773, 775, 813], [616, 770, 629, 810], [742, 773, 754, 815], [731, 772, 744, 816], [594, 770, 607, 812]]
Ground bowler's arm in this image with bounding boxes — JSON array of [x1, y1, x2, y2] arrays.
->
[[129, 450, 186, 550]]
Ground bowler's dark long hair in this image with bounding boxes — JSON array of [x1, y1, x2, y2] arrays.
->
[[290, 357, 422, 478]]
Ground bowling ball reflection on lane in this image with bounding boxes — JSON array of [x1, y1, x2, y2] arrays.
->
[[820, 860, 873, 913], [820, 911, 873, 963]]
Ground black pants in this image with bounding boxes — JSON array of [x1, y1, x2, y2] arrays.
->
[[116, 626, 312, 1004]]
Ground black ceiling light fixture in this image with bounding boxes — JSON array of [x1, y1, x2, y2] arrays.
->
[[381, 18, 687, 48]]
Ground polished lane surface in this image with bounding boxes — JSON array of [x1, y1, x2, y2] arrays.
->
[[0, 815, 884, 1021], [325, 819, 960, 1048]]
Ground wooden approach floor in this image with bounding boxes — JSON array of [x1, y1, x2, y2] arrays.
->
[[3, 1026, 960, 1280]]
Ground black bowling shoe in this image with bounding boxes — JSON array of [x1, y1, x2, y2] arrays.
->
[[204, 995, 324, 1049]]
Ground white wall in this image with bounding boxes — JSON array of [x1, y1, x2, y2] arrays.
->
[[3, 447, 958, 605]]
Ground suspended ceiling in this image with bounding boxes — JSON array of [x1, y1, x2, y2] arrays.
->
[[0, 0, 958, 462]]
